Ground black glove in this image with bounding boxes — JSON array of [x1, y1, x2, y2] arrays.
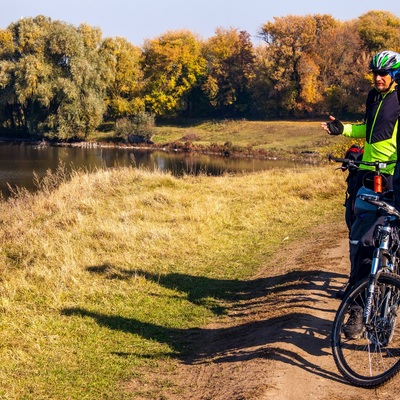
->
[[327, 119, 344, 135]]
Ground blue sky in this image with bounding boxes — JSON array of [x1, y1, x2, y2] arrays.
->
[[1, 0, 400, 46]]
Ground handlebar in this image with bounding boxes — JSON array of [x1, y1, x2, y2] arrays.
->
[[328, 154, 397, 169], [358, 193, 400, 219], [328, 154, 397, 193]]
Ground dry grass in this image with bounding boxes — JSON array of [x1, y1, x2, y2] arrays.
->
[[153, 120, 331, 152], [0, 163, 346, 398]]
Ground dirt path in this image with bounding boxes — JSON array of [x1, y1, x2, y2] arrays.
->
[[128, 222, 400, 399]]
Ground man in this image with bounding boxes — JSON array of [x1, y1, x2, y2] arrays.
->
[[322, 50, 400, 300]]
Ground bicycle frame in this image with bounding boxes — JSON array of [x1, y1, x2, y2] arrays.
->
[[358, 194, 400, 325]]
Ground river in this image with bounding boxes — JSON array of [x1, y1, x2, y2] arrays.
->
[[0, 142, 304, 197]]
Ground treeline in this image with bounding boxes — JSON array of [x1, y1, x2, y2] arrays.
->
[[0, 10, 400, 140]]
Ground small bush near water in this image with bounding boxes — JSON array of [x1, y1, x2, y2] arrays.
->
[[114, 112, 155, 143]]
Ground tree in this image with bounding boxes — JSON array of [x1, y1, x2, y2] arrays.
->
[[37, 21, 109, 138], [0, 28, 17, 130], [315, 20, 369, 117], [0, 16, 52, 134], [247, 44, 276, 118], [258, 14, 338, 117], [141, 30, 206, 116], [202, 28, 256, 117], [0, 17, 109, 138], [101, 36, 144, 119], [356, 11, 400, 53]]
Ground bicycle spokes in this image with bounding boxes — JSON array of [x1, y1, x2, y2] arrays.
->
[[332, 274, 400, 387]]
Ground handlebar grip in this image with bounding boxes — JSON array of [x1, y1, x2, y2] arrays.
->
[[328, 154, 346, 162]]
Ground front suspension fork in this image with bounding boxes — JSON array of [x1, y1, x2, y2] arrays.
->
[[363, 251, 380, 325]]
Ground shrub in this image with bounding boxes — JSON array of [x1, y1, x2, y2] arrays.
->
[[181, 131, 201, 141], [114, 113, 155, 143]]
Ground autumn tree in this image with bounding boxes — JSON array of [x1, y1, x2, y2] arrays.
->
[[101, 36, 144, 119], [141, 30, 206, 116], [258, 14, 337, 117], [315, 20, 369, 117], [1, 11, 400, 132]]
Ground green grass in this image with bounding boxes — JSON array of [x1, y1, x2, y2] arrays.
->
[[0, 161, 346, 399]]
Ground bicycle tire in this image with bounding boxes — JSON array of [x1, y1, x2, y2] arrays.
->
[[331, 273, 400, 387]]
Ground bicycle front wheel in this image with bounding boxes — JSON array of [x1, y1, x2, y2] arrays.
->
[[331, 273, 400, 388]]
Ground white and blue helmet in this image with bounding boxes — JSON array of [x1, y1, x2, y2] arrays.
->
[[370, 50, 400, 81]]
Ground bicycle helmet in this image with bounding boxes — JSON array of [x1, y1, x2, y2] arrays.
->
[[370, 50, 400, 81]]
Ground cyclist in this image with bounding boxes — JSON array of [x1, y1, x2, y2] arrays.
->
[[322, 50, 400, 300]]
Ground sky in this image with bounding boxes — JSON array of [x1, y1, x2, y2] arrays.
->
[[1, 0, 400, 46]]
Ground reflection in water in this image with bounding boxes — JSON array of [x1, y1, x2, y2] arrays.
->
[[0, 143, 303, 197]]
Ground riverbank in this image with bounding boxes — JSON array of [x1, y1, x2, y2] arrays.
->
[[1, 119, 347, 163], [92, 119, 337, 162], [0, 164, 346, 398]]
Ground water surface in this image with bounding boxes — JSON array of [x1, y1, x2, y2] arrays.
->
[[0, 143, 304, 197]]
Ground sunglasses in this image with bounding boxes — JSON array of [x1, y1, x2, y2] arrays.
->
[[373, 70, 389, 77]]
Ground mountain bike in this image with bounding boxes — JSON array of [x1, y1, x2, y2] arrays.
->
[[329, 155, 400, 387]]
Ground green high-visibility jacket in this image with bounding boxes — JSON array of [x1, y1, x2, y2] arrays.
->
[[343, 86, 400, 175]]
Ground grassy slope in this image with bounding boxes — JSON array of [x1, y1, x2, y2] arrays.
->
[[0, 121, 351, 399], [152, 120, 328, 148]]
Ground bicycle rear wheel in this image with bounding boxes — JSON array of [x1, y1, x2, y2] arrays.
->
[[331, 273, 400, 387]]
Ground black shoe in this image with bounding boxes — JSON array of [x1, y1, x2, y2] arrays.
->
[[335, 283, 350, 299], [335, 289, 346, 299], [343, 305, 364, 339]]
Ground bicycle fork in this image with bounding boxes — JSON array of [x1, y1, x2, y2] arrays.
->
[[363, 225, 393, 325]]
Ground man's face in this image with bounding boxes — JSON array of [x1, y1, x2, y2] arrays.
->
[[373, 71, 393, 93]]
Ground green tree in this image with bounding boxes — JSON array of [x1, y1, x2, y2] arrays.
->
[[0, 28, 17, 130], [0, 16, 109, 139], [45, 22, 108, 138], [0, 16, 52, 134], [248, 44, 275, 118], [356, 10, 400, 53]]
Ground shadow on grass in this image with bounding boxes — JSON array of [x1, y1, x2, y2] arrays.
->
[[60, 306, 343, 383], [62, 267, 348, 382], [86, 264, 346, 314]]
